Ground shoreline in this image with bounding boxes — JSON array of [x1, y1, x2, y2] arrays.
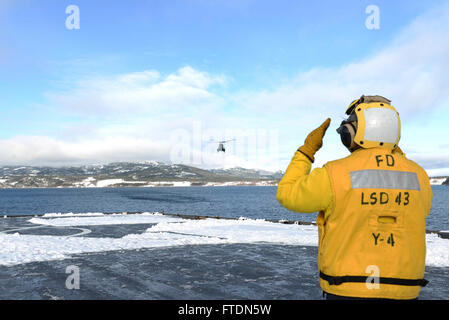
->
[[0, 181, 279, 189], [1, 211, 445, 236]]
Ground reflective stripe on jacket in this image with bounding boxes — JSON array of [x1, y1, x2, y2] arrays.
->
[[276, 147, 433, 299]]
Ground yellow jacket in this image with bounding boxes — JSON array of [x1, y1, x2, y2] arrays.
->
[[277, 151, 333, 217], [277, 147, 432, 299]]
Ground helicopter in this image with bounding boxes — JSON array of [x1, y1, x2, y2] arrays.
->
[[207, 139, 235, 153]]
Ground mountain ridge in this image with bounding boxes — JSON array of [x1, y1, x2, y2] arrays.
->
[[0, 162, 283, 188]]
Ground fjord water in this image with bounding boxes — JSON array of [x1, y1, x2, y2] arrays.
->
[[0, 185, 447, 231], [0, 186, 448, 300]]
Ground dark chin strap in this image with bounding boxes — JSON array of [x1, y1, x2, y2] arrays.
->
[[349, 144, 361, 153], [348, 122, 357, 133], [346, 122, 358, 151]]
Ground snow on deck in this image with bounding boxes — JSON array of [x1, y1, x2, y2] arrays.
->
[[0, 213, 447, 268]]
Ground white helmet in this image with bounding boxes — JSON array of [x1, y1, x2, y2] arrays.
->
[[337, 95, 401, 151]]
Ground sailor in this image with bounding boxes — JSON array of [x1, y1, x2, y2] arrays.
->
[[276, 95, 433, 300]]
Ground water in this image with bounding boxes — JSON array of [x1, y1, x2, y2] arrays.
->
[[0, 185, 447, 231], [0, 185, 447, 299], [427, 186, 449, 231]]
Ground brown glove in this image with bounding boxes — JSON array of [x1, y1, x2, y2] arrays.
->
[[298, 118, 331, 163]]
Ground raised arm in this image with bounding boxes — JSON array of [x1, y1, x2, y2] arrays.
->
[[276, 119, 332, 213], [276, 152, 332, 213]]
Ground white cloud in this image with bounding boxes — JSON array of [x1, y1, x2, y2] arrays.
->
[[226, 4, 449, 172], [2, 4, 449, 172], [406, 153, 449, 170], [236, 3, 449, 121], [46, 66, 227, 117], [0, 135, 170, 166]]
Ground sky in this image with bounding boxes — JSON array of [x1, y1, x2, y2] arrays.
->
[[0, 0, 448, 176]]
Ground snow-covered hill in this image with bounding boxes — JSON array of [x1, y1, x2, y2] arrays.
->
[[0, 162, 282, 188]]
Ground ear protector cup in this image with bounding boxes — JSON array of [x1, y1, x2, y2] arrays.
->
[[337, 121, 357, 151], [339, 125, 352, 148]]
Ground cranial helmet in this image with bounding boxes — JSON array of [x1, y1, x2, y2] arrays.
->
[[336, 95, 401, 152]]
